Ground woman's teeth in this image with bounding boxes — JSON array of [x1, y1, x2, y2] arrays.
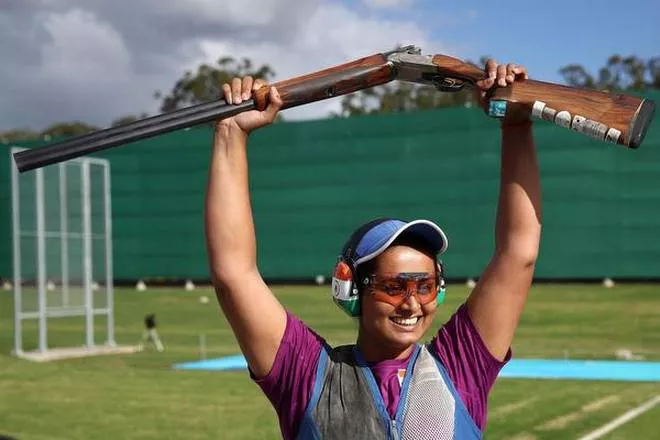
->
[[390, 317, 419, 326]]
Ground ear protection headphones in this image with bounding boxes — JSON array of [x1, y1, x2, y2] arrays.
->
[[331, 218, 447, 317]]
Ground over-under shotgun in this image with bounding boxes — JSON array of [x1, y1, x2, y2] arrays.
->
[[13, 46, 656, 173]]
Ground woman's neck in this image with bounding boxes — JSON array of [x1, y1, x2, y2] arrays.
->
[[356, 333, 415, 363]]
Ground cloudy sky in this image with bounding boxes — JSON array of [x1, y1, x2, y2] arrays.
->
[[1, 0, 658, 131]]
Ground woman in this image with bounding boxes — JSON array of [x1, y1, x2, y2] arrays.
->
[[205, 59, 541, 439]]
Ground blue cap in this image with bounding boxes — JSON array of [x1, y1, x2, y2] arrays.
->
[[343, 218, 448, 267]]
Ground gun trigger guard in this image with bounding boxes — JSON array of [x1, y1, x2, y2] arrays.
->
[[426, 75, 466, 92]]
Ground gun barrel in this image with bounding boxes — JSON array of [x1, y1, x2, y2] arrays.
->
[[13, 100, 255, 173], [11, 47, 404, 173]]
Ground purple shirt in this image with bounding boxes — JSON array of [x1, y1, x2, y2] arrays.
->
[[251, 303, 511, 440]]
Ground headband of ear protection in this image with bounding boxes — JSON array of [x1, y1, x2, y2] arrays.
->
[[331, 218, 448, 317]]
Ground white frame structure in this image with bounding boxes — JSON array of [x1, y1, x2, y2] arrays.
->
[[11, 147, 133, 361]]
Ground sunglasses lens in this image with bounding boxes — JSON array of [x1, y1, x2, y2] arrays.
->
[[369, 274, 438, 306]]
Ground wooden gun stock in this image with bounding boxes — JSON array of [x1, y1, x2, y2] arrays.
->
[[431, 55, 656, 149], [253, 54, 395, 111], [489, 81, 654, 149]]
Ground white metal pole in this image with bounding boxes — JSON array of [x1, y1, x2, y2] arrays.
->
[[82, 161, 94, 348], [11, 148, 23, 355], [59, 163, 69, 307], [104, 163, 116, 346], [36, 166, 47, 353]]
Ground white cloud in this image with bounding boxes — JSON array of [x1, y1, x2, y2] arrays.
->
[[198, 2, 443, 120], [39, 9, 130, 82], [363, 0, 414, 9], [151, 0, 286, 26], [0, 0, 446, 130], [9, 8, 165, 129]]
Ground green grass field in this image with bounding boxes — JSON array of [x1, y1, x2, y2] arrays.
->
[[1, 283, 660, 439]]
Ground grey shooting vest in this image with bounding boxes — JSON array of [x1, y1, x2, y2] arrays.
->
[[296, 343, 482, 440]]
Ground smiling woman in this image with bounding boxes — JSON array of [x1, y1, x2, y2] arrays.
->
[[205, 58, 542, 440], [334, 219, 447, 362]]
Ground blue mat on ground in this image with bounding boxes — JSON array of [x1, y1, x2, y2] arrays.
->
[[173, 355, 247, 371], [498, 359, 660, 381], [172, 356, 660, 381]]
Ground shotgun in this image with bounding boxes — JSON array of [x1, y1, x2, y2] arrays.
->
[[13, 45, 656, 173]]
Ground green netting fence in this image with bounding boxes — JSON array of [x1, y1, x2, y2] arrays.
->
[[2, 92, 659, 281]]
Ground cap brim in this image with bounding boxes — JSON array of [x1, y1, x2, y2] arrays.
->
[[355, 219, 448, 266]]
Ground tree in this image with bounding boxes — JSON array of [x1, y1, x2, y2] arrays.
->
[[40, 122, 100, 138], [649, 57, 660, 89], [0, 129, 39, 143], [559, 55, 660, 91], [331, 82, 478, 118], [155, 57, 276, 113], [111, 113, 149, 127], [557, 64, 597, 89], [1, 122, 99, 143]]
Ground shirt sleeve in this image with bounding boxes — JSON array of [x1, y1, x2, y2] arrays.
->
[[250, 310, 325, 440], [430, 302, 512, 431]]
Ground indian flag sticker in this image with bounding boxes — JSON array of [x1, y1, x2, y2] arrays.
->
[[332, 261, 354, 301], [397, 369, 406, 386]]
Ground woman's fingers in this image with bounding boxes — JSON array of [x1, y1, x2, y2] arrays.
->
[[496, 64, 507, 87], [222, 83, 232, 104], [263, 87, 283, 122], [241, 76, 254, 101]]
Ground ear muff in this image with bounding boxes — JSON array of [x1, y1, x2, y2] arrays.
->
[[436, 261, 446, 306], [331, 259, 361, 317], [331, 218, 397, 318]]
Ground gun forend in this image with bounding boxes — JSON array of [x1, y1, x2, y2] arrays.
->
[[251, 50, 402, 111]]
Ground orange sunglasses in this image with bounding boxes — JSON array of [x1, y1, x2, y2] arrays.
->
[[362, 272, 440, 307]]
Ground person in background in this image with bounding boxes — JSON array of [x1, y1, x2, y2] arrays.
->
[[137, 313, 164, 352]]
